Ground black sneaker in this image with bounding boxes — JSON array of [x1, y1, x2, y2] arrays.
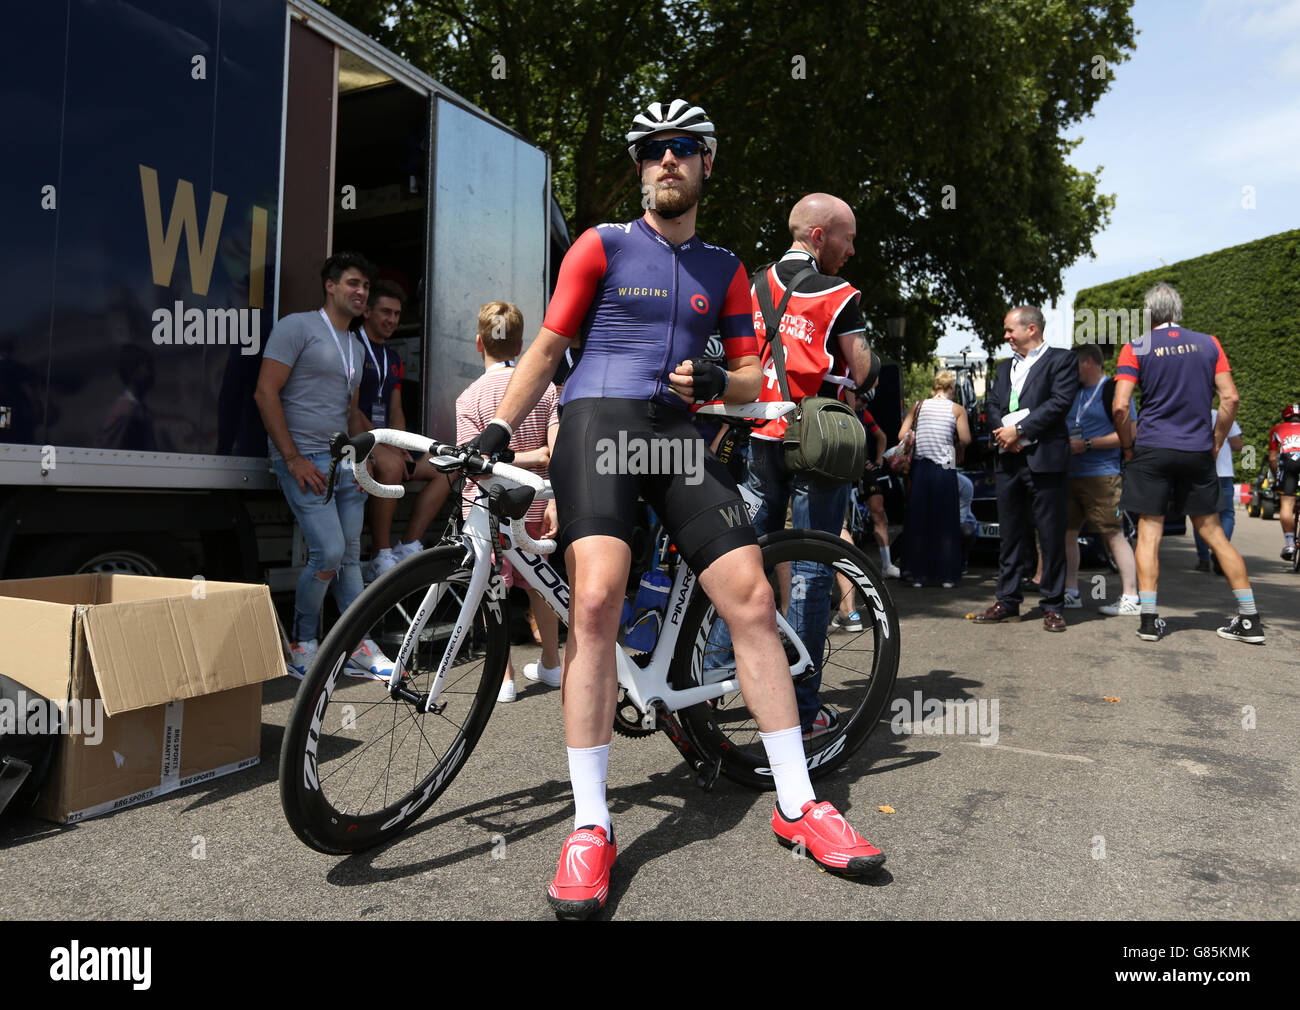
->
[[1216, 614, 1265, 645], [1136, 613, 1167, 641], [1193, 559, 1210, 572], [830, 611, 864, 633]]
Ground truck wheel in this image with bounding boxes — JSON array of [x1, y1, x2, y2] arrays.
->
[[21, 534, 191, 579], [1261, 500, 1275, 520]]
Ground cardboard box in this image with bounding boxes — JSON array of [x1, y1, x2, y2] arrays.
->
[[0, 574, 285, 823]]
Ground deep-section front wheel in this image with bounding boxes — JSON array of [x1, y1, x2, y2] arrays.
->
[[670, 529, 900, 789], [279, 546, 509, 853]]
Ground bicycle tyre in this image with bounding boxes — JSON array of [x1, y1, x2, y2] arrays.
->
[[279, 545, 508, 854], [669, 529, 900, 789]]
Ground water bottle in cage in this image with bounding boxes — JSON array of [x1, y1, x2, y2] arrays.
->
[[623, 568, 672, 653]]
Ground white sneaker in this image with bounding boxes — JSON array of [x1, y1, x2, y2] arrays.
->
[[497, 679, 517, 703], [348, 637, 395, 679], [364, 550, 400, 583], [523, 661, 563, 687], [287, 639, 317, 680], [394, 540, 425, 560], [1099, 595, 1141, 616], [882, 563, 901, 579], [1063, 591, 1082, 609]]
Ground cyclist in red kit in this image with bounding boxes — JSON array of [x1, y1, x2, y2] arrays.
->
[[1269, 403, 1300, 562]]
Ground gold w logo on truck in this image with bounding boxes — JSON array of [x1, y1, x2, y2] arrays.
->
[[138, 164, 268, 307]]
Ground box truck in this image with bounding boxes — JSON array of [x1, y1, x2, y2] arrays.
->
[[2, 0, 566, 587]]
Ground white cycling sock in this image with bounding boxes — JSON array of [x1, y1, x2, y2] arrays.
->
[[568, 744, 611, 832], [880, 545, 893, 568], [759, 726, 816, 820]]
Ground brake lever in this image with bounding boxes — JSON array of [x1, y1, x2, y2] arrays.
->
[[323, 431, 348, 504], [322, 455, 341, 504]]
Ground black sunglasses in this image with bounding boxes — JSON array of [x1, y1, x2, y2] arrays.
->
[[635, 137, 706, 162]]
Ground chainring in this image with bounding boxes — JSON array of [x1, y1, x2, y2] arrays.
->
[[612, 686, 657, 738]]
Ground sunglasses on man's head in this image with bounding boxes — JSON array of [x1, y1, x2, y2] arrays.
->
[[635, 137, 707, 162]]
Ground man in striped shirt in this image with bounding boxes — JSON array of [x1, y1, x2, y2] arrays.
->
[[455, 301, 562, 700]]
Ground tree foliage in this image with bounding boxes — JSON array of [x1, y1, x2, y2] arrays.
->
[[322, 0, 1135, 362]]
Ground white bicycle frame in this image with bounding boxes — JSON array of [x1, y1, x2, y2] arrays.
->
[[351, 402, 814, 719]]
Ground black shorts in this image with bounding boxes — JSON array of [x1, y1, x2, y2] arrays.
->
[[1279, 452, 1300, 496], [861, 463, 889, 500], [1120, 445, 1219, 516], [549, 398, 757, 575]]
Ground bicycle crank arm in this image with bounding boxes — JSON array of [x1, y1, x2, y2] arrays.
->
[[652, 702, 722, 792]]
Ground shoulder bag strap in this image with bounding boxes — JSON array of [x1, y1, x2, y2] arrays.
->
[[753, 263, 819, 404]]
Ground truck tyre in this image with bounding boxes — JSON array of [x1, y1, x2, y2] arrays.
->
[[1261, 500, 1275, 520], [22, 534, 191, 579]]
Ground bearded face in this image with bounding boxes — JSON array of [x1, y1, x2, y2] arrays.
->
[[637, 133, 709, 220], [645, 170, 701, 219]]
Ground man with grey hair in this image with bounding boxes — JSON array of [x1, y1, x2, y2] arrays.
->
[[973, 305, 1079, 631], [1112, 282, 1263, 644]]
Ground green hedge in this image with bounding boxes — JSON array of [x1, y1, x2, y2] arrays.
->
[[1073, 229, 1300, 481]]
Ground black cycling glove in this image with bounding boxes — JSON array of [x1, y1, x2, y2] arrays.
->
[[462, 419, 511, 459], [684, 359, 728, 403]]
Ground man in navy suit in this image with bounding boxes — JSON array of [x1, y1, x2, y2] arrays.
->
[[973, 306, 1080, 631]]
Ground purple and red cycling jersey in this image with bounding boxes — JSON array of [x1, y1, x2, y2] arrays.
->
[[541, 219, 757, 409], [1115, 326, 1230, 451]]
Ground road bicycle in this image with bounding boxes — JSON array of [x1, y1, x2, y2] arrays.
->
[[279, 402, 900, 854]]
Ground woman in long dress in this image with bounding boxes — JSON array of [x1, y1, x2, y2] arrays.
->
[[897, 370, 972, 587]]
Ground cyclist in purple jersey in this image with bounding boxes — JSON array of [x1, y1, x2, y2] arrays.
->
[[462, 99, 888, 919], [547, 218, 756, 409]]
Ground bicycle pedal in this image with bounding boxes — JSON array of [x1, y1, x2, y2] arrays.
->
[[694, 756, 722, 792]]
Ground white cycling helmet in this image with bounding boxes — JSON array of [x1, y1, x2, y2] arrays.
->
[[626, 99, 717, 162]]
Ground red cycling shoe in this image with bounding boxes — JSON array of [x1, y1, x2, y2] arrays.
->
[[772, 800, 886, 875], [546, 824, 616, 919]]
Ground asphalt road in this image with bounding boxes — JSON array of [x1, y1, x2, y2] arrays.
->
[[2, 514, 1296, 921]]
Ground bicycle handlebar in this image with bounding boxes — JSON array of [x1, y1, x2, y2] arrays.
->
[[333, 429, 558, 555]]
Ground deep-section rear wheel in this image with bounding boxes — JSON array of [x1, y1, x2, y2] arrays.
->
[[670, 530, 900, 789]]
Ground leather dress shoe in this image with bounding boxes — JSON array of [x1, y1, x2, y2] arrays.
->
[[972, 601, 1019, 623], [1043, 611, 1066, 632]]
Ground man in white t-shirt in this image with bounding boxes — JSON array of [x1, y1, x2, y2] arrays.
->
[[1192, 407, 1242, 573]]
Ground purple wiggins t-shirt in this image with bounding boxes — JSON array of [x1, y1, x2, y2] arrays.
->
[[1115, 326, 1231, 452]]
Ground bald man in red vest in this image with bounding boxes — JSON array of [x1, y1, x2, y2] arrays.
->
[[747, 193, 879, 739]]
